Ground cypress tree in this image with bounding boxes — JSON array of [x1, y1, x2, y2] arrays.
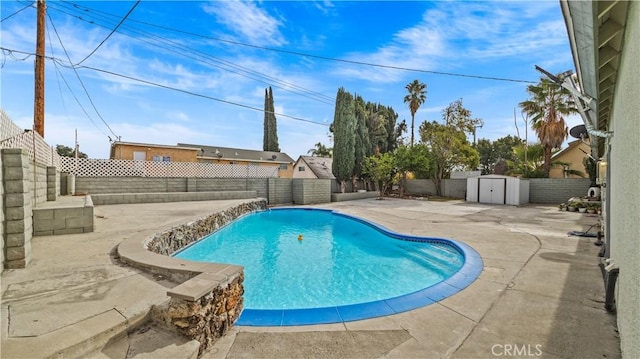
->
[[353, 95, 370, 190], [331, 87, 356, 193], [263, 88, 269, 151], [263, 87, 280, 152]]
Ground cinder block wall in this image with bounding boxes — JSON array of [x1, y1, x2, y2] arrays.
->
[[46, 166, 59, 201], [75, 177, 187, 193], [2, 149, 33, 269], [405, 179, 438, 196], [442, 179, 467, 198], [195, 178, 241, 192], [268, 178, 292, 205], [528, 178, 591, 204], [1, 153, 4, 271], [32, 163, 48, 206], [292, 179, 331, 204]]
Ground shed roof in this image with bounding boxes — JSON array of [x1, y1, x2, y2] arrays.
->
[[298, 156, 335, 179]]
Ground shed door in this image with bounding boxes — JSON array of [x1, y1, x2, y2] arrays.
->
[[478, 178, 506, 204]]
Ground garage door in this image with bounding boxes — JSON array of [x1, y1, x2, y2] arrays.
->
[[478, 178, 506, 204]]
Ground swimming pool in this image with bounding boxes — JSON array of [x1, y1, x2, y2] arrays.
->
[[175, 208, 482, 326]]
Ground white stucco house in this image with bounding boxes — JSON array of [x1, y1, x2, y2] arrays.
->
[[561, 1, 639, 357]]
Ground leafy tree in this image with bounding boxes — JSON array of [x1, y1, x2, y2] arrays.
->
[[442, 98, 484, 145], [519, 76, 576, 176], [476, 139, 494, 175], [263, 87, 280, 152], [363, 152, 396, 199], [366, 104, 390, 154], [403, 80, 427, 146], [477, 135, 524, 174], [419, 118, 479, 196], [331, 88, 356, 193], [56, 144, 87, 158], [395, 144, 430, 197], [307, 142, 332, 157], [506, 143, 546, 178], [395, 119, 408, 146]]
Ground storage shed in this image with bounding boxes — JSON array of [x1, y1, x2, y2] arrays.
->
[[466, 175, 529, 205]]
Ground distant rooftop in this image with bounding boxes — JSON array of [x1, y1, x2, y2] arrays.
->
[[299, 155, 334, 179], [178, 143, 294, 164]]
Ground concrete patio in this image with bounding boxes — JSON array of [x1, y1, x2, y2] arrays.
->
[[1, 198, 620, 358]]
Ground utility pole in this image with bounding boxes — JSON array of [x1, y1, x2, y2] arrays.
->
[[34, 0, 46, 137]]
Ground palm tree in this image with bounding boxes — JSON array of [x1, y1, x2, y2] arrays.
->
[[519, 76, 576, 176], [307, 142, 332, 157], [403, 80, 427, 146]]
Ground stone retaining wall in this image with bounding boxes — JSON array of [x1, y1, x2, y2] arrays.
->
[[121, 199, 266, 356], [153, 274, 244, 357], [145, 199, 266, 256]]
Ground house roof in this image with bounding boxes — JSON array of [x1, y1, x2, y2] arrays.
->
[[178, 143, 295, 164], [561, 0, 630, 156], [298, 156, 335, 179], [552, 139, 590, 160], [111, 141, 199, 151]]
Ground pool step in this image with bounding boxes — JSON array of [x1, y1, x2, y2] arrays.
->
[[400, 244, 463, 272]]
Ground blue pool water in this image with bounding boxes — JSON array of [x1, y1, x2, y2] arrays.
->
[[175, 208, 467, 311]]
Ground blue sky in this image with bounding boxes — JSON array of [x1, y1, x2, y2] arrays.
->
[[0, 0, 581, 159]]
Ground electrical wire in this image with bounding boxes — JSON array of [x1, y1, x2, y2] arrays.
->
[[46, 15, 120, 139], [78, 65, 330, 126], [1, 2, 33, 23], [47, 1, 336, 104], [0, 47, 329, 127], [58, 0, 536, 84], [73, 0, 140, 66], [47, 19, 69, 114]]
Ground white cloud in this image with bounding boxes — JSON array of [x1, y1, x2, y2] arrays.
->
[[333, 1, 569, 84], [202, 1, 287, 46]]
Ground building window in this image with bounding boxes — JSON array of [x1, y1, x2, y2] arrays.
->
[[279, 163, 288, 170], [298, 166, 305, 171], [153, 155, 171, 162]]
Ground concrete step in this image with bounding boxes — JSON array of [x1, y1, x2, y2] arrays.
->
[[91, 323, 199, 359]]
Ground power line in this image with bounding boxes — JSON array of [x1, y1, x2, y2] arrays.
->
[[78, 65, 330, 126], [74, 0, 140, 66], [0, 47, 329, 127], [1, 2, 33, 23], [46, 15, 120, 139], [59, 0, 536, 84], [46, 19, 110, 137], [48, 1, 336, 104]]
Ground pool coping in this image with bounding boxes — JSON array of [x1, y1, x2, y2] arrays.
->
[[236, 207, 484, 326]]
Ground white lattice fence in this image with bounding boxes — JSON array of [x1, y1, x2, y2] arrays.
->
[[0, 109, 60, 167], [1, 109, 23, 141], [59, 157, 280, 178]]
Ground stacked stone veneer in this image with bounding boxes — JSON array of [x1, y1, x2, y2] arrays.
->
[[2, 149, 33, 268], [153, 273, 244, 357], [145, 199, 266, 255], [137, 199, 266, 356]]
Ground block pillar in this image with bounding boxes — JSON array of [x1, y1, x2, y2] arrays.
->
[[2, 149, 33, 269], [47, 166, 58, 201]]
